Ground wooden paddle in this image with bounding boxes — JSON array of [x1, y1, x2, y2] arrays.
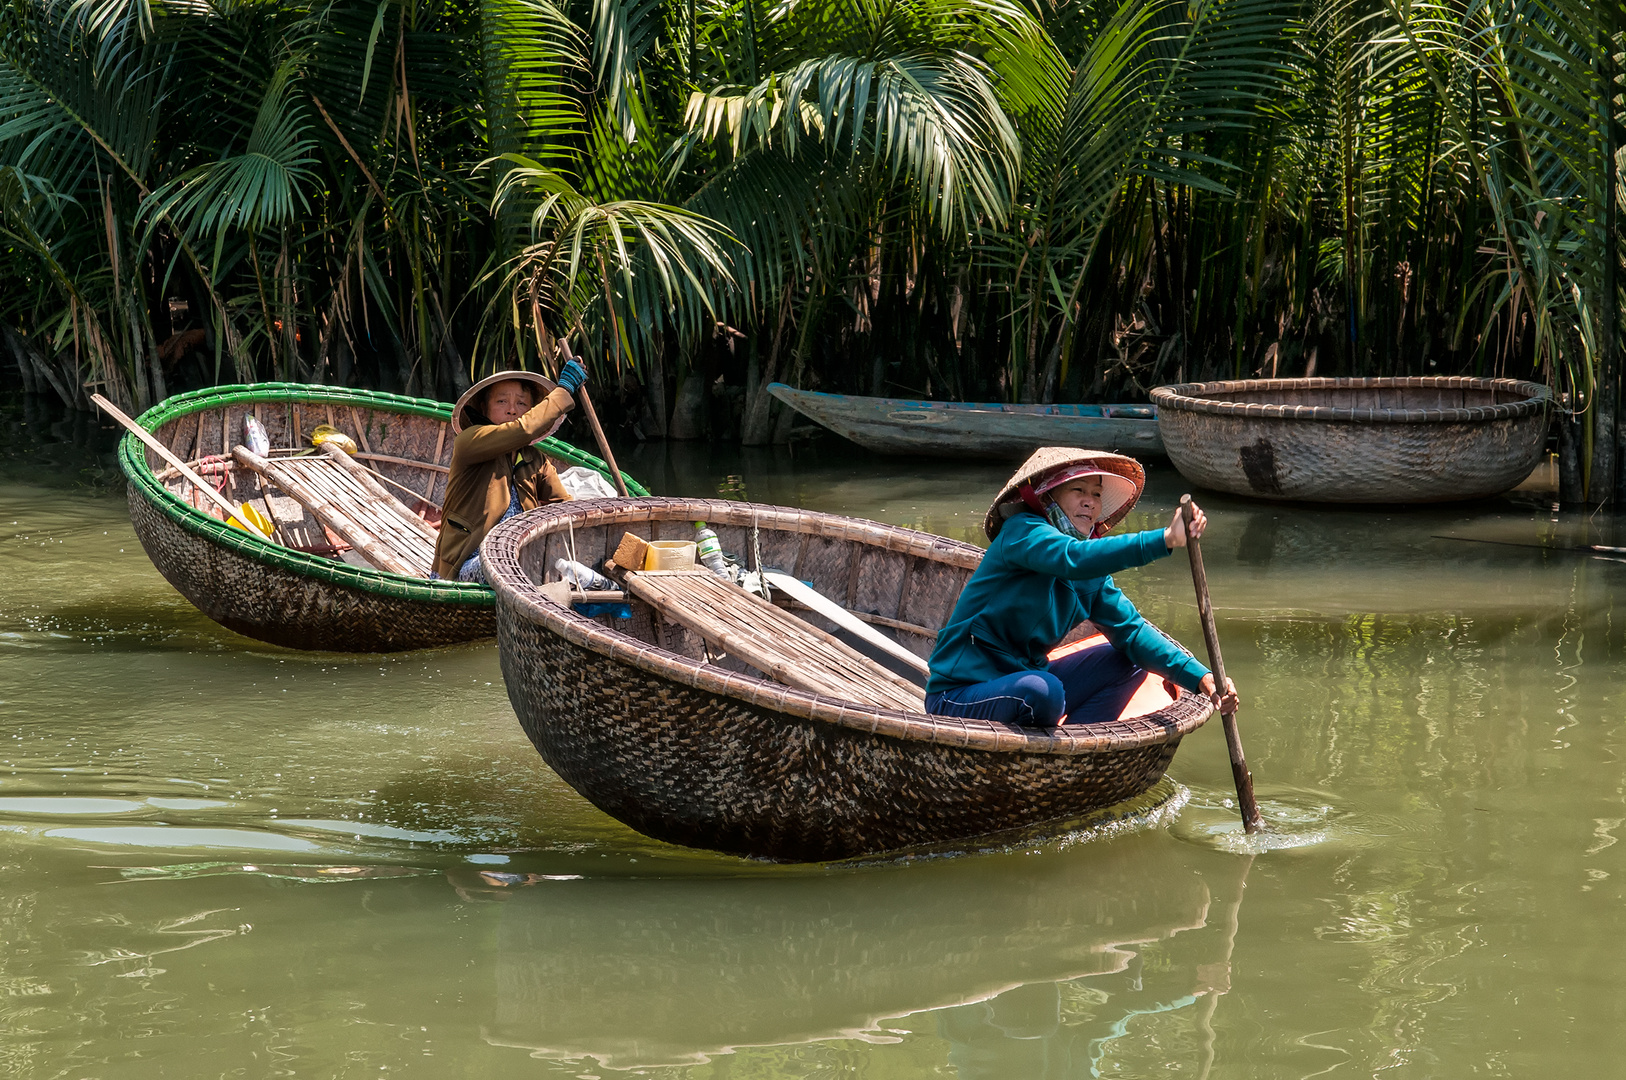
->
[[557, 340, 630, 497], [1181, 494, 1263, 834], [93, 393, 272, 540]]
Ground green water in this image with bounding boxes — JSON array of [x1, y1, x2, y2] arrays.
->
[[4, 401, 1625, 1078]]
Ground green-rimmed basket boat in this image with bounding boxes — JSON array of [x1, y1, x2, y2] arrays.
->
[[119, 383, 647, 652]]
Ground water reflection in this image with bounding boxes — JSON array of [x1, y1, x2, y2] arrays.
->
[[8, 399, 1626, 1077], [483, 841, 1252, 1074]]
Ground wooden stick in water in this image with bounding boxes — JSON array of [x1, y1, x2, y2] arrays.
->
[[1181, 494, 1263, 834], [94, 394, 271, 540], [558, 339, 630, 497], [1430, 534, 1626, 556]]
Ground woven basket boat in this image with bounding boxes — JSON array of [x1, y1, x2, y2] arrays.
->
[[119, 382, 646, 652], [1150, 376, 1551, 503], [482, 497, 1213, 862]]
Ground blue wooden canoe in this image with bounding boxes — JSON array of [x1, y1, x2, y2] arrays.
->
[[767, 384, 1164, 460]]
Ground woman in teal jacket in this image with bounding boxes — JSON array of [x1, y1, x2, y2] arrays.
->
[[926, 447, 1238, 727]]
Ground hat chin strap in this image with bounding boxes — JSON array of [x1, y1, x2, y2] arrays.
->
[[1023, 481, 1111, 539]]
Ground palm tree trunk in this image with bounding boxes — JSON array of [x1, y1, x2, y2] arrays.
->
[[1599, 6, 1623, 503], [741, 288, 793, 445], [642, 339, 669, 440], [1558, 407, 1585, 503]]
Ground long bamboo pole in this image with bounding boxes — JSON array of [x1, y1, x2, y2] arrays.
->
[[557, 339, 630, 497], [94, 393, 271, 540], [1181, 494, 1263, 833]]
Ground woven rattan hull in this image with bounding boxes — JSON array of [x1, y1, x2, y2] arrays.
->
[[128, 488, 497, 650], [1151, 377, 1550, 503], [118, 382, 644, 652], [484, 497, 1212, 862]]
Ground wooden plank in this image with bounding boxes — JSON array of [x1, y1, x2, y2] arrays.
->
[[625, 570, 922, 712], [291, 461, 435, 566], [761, 573, 931, 673], [793, 533, 810, 578], [772, 600, 937, 641], [292, 465, 426, 575], [289, 462, 408, 551], [234, 446, 423, 576], [894, 555, 918, 624], [425, 424, 446, 499], [93, 395, 271, 539], [353, 452, 445, 473], [319, 443, 440, 543], [348, 406, 374, 453]]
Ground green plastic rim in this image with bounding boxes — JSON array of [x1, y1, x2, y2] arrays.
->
[[118, 381, 649, 605]]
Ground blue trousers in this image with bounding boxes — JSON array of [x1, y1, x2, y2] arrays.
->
[[925, 639, 1149, 728]]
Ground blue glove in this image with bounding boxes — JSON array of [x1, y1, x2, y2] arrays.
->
[[557, 359, 587, 395]]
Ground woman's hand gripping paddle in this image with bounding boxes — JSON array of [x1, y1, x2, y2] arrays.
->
[[556, 340, 629, 498], [1181, 494, 1264, 834]]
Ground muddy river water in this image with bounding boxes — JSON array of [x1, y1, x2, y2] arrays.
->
[[2, 399, 1624, 1078]]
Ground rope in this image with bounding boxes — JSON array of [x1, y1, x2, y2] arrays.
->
[[752, 516, 770, 603]]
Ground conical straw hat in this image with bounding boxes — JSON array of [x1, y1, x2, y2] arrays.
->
[[452, 370, 561, 435], [984, 448, 1146, 540]]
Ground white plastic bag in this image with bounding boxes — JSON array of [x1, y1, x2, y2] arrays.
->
[[555, 558, 614, 590], [242, 414, 270, 457], [557, 466, 619, 499]]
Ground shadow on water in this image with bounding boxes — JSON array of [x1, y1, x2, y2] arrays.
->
[[4, 597, 232, 651], [0, 392, 124, 492], [479, 837, 1256, 1073]]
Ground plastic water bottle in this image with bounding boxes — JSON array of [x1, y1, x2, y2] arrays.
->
[[693, 521, 729, 576], [555, 558, 613, 590], [242, 414, 270, 457]]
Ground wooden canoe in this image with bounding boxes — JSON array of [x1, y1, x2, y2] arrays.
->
[[118, 382, 646, 652], [482, 497, 1212, 862], [767, 383, 1164, 459], [1151, 376, 1551, 503]]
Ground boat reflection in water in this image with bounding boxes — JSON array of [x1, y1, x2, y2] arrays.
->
[[479, 836, 1251, 1072]]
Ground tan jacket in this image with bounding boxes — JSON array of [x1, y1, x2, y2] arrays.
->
[[433, 387, 575, 579]]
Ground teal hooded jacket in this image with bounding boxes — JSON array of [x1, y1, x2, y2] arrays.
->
[[925, 511, 1210, 695]]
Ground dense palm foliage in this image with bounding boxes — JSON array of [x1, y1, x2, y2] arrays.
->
[[1, 0, 1622, 496]]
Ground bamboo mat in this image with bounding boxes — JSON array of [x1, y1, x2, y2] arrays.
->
[[233, 444, 438, 577], [625, 570, 925, 713]]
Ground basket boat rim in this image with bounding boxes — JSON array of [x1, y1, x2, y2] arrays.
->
[[118, 381, 648, 606], [1150, 376, 1550, 424], [483, 496, 1212, 756]]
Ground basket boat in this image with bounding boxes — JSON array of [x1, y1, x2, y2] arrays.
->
[[1150, 376, 1551, 503], [482, 497, 1213, 862], [119, 382, 646, 652]]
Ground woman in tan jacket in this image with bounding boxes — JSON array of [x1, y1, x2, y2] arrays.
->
[[432, 361, 586, 582]]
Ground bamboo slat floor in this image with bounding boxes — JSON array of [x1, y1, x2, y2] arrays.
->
[[233, 445, 437, 577], [624, 570, 926, 714]]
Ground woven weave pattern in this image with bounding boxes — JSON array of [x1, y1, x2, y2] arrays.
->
[[130, 489, 496, 650], [484, 497, 1213, 862], [118, 383, 647, 651], [1151, 376, 1550, 503]]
